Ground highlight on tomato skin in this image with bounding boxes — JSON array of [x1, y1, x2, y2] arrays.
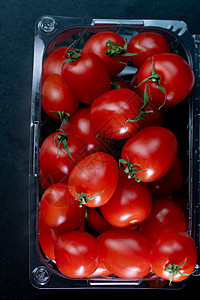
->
[[150, 229, 197, 284], [54, 231, 100, 278]]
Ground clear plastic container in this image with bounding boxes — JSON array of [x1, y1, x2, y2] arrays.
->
[[29, 16, 200, 289]]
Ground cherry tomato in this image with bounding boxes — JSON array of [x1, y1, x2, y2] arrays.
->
[[98, 229, 152, 278], [82, 31, 130, 75], [60, 107, 113, 155], [38, 212, 60, 261], [87, 208, 115, 233], [41, 74, 78, 119], [121, 126, 177, 182], [54, 231, 99, 278], [61, 50, 110, 104], [42, 47, 67, 83], [127, 32, 170, 69], [40, 131, 85, 184], [149, 156, 183, 198], [140, 198, 186, 242], [137, 53, 195, 108], [40, 183, 86, 233], [68, 152, 119, 207], [90, 89, 140, 140], [100, 168, 152, 228], [150, 229, 197, 284]]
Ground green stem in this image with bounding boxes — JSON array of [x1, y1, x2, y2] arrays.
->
[[49, 111, 70, 123], [119, 155, 147, 182], [75, 191, 104, 207], [54, 130, 74, 162]]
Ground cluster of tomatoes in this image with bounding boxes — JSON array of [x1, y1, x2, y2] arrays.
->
[[38, 30, 197, 285]]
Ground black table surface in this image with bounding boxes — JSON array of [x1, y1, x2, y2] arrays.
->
[[1, 0, 200, 298]]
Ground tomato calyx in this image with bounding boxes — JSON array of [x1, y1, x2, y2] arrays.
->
[[54, 130, 74, 162], [75, 191, 104, 207], [164, 258, 194, 285], [62, 42, 81, 67], [124, 85, 153, 128], [50, 111, 70, 123], [136, 57, 167, 109], [119, 155, 147, 182], [103, 39, 141, 62]]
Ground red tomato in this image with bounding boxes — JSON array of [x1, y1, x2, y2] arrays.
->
[[40, 183, 86, 233], [83, 31, 130, 75], [90, 89, 140, 140], [42, 47, 67, 83], [88, 259, 111, 277], [40, 131, 85, 184], [54, 231, 99, 278], [127, 32, 170, 69], [121, 126, 177, 182], [61, 50, 110, 104], [149, 156, 183, 198], [38, 212, 60, 261], [68, 152, 119, 207], [60, 107, 113, 155], [39, 170, 51, 190], [110, 75, 129, 90], [87, 208, 115, 233], [150, 229, 197, 284], [98, 229, 152, 278], [140, 198, 186, 242], [137, 53, 195, 108], [41, 74, 78, 119], [100, 168, 152, 228]]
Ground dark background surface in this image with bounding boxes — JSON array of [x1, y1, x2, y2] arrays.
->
[[1, 0, 200, 298]]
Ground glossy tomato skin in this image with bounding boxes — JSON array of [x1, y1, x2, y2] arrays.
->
[[38, 212, 61, 261], [150, 229, 197, 282], [83, 31, 129, 75], [42, 47, 67, 83], [140, 198, 185, 242], [40, 183, 86, 233], [39, 131, 85, 184], [98, 229, 152, 278], [61, 51, 110, 104], [68, 152, 119, 207], [60, 107, 113, 155], [149, 156, 183, 198], [137, 53, 195, 108], [121, 126, 177, 182], [100, 168, 152, 228], [42, 74, 78, 119], [127, 32, 170, 69], [90, 89, 140, 140], [54, 231, 99, 278], [88, 259, 111, 277]]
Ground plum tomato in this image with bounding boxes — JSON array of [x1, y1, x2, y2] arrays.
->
[[121, 126, 177, 182], [42, 47, 68, 83], [87, 208, 115, 233], [139, 198, 186, 242], [90, 89, 140, 140], [150, 229, 197, 284], [98, 229, 152, 278], [68, 152, 119, 207], [149, 156, 183, 198], [127, 32, 170, 69], [100, 168, 152, 228], [60, 107, 114, 155], [54, 231, 99, 278], [82, 31, 130, 75], [39, 131, 86, 184], [38, 212, 61, 261], [41, 74, 78, 119], [40, 183, 86, 233], [61, 49, 110, 104], [137, 53, 195, 108]]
